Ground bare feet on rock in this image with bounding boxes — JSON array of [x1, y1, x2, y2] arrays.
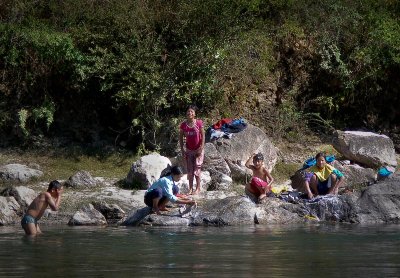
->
[[258, 194, 266, 200], [151, 209, 161, 215]]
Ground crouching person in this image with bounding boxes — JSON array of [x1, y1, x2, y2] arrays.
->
[[144, 166, 197, 214], [301, 152, 345, 199]]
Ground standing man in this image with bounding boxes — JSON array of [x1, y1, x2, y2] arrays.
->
[[21, 180, 63, 236]]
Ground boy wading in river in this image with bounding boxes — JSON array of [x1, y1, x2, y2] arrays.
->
[[21, 180, 63, 236]]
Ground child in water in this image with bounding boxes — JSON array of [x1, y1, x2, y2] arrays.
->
[[21, 180, 63, 236], [245, 153, 274, 202]]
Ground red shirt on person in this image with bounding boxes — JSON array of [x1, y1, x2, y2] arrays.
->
[[180, 119, 203, 151]]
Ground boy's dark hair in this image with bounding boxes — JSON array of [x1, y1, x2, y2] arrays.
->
[[47, 180, 62, 191], [253, 153, 264, 161]]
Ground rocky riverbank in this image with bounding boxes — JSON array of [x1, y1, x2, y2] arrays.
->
[[1, 127, 399, 228]]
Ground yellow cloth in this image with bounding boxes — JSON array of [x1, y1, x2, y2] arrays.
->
[[308, 164, 334, 182], [271, 185, 289, 194]]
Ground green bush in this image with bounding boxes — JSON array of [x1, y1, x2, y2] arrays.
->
[[0, 22, 83, 138], [0, 0, 399, 149]]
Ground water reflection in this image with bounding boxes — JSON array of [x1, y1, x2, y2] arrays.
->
[[0, 224, 399, 277]]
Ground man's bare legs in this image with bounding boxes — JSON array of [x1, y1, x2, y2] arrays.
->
[[22, 223, 37, 236], [36, 224, 42, 234]]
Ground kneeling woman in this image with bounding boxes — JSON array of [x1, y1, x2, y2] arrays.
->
[[144, 166, 197, 214]]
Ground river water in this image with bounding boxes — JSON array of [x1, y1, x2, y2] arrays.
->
[[0, 224, 399, 277]]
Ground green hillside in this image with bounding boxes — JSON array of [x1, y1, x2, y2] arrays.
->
[[1, 0, 399, 153]]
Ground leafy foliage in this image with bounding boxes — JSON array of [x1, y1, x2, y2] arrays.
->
[[0, 0, 399, 150]]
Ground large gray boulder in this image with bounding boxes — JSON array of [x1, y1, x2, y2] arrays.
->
[[0, 164, 43, 183], [207, 172, 233, 191], [226, 160, 250, 182], [356, 178, 400, 223], [332, 130, 397, 168], [203, 143, 231, 176], [68, 204, 107, 226], [191, 196, 258, 226], [126, 153, 171, 189], [255, 198, 303, 224], [123, 196, 258, 227], [122, 206, 152, 226], [140, 213, 191, 226], [64, 170, 97, 189], [0, 186, 36, 211], [123, 206, 191, 226], [209, 124, 278, 181], [0, 196, 20, 225], [92, 201, 126, 224], [332, 161, 377, 188], [178, 171, 212, 193], [300, 194, 359, 222]]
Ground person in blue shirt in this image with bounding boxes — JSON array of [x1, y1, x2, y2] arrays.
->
[[144, 166, 196, 214]]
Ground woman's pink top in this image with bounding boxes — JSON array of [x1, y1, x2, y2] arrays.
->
[[180, 119, 203, 151]]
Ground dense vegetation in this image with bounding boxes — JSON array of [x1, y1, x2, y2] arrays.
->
[[1, 0, 399, 153]]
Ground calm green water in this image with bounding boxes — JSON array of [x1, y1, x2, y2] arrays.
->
[[0, 224, 399, 278]]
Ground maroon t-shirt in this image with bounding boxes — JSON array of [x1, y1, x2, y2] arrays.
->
[[180, 119, 203, 151]]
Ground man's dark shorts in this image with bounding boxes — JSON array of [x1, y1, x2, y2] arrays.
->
[[21, 214, 37, 225]]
